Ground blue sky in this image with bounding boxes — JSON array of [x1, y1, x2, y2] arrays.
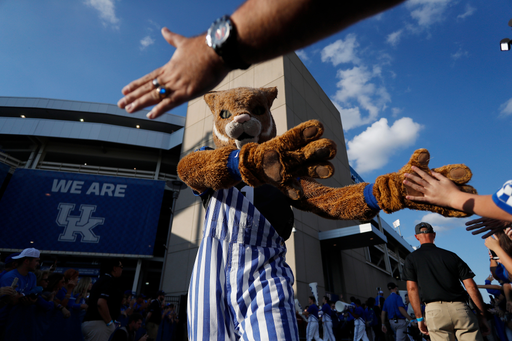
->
[[1, 0, 512, 300]]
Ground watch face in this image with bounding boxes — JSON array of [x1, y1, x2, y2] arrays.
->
[[207, 17, 232, 49]]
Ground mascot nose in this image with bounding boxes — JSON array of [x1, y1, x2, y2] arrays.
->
[[233, 114, 251, 123]]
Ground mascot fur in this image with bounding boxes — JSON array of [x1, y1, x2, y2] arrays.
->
[[177, 87, 475, 340]]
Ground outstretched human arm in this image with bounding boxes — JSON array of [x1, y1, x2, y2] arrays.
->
[[404, 166, 512, 222], [118, 0, 405, 118], [463, 278, 490, 336], [466, 217, 512, 239], [406, 281, 428, 335]]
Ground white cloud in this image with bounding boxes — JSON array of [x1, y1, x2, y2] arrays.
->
[[333, 65, 391, 130], [451, 47, 468, 61], [406, 0, 452, 27], [347, 117, 422, 173], [457, 4, 476, 20], [321, 34, 361, 66], [296, 50, 309, 62], [499, 98, 512, 116], [139, 36, 155, 50], [415, 213, 470, 233], [84, 0, 119, 28], [387, 30, 404, 46]]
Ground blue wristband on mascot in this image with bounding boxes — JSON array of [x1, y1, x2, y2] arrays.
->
[[227, 150, 242, 181], [363, 184, 380, 211]]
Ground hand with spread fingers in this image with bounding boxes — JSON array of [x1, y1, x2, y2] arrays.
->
[[403, 165, 476, 211], [466, 217, 512, 239], [117, 28, 230, 119]]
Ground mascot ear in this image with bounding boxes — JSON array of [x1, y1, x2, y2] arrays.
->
[[260, 87, 278, 108], [204, 91, 219, 113]]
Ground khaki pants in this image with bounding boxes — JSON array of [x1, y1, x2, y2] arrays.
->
[[82, 320, 116, 341], [146, 322, 160, 339], [425, 301, 483, 341]]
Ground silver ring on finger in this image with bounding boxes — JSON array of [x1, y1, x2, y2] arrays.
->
[[152, 78, 161, 89], [156, 86, 170, 100]]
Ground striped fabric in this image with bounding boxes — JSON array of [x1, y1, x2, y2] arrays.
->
[[187, 187, 299, 341]]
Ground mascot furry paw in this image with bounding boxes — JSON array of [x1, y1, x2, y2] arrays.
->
[[178, 87, 475, 340]]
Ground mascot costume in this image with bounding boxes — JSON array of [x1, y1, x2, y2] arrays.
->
[[177, 87, 475, 340]]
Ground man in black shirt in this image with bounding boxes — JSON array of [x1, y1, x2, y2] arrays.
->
[[82, 258, 124, 341], [145, 290, 165, 340], [403, 222, 489, 341]]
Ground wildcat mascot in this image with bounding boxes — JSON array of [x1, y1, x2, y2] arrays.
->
[[177, 87, 475, 340]]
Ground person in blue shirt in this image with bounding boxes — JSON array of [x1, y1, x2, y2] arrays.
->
[[321, 296, 335, 341], [348, 299, 369, 341], [304, 296, 323, 341], [381, 282, 413, 341], [0, 248, 40, 337]]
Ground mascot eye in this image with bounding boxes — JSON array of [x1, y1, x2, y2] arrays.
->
[[252, 106, 266, 116], [220, 110, 232, 119]]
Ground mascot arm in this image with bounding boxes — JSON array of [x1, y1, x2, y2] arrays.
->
[[294, 149, 477, 219], [177, 146, 241, 194]]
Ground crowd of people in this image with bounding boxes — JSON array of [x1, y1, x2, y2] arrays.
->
[[0, 252, 180, 341]]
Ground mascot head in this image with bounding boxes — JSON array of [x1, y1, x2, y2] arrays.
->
[[204, 87, 278, 149]]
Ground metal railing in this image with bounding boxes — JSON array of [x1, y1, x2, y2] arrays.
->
[[0, 151, 26, 169], [37, 161, 178, 181]]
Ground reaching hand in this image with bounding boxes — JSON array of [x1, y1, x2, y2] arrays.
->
[[485, 235, 501, 253], [403, 166, 464, 208], [466, 217, 511, 239], [486, 274, 494, 282], [118, 28, 231, 119], [0, 287, 16, 297]]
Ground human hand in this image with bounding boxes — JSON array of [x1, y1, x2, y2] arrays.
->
[[466, 217, 511, 239], [377, 149, 475, 217], [403, 165, 471, 210], [477, 314, 491, 336], [485, 235, 501, 253], [118, 28, 230, 119], [62, 307, 71, 318], [0, 287, 16, 297], [140, 334, 149, 341], [67, 278, 78, 289], [418, 320, 429, 335], [487, 274, 494, 282], [19, 295, 37, 306], [507, 301, 512, 313], [81, 304, 88, 310]]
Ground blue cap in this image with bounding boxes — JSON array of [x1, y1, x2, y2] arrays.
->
[[4, 253, 20, 265]]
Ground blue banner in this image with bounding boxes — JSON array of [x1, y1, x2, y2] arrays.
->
[[0, 162, 10, 188], [0, 169, 165, 256]]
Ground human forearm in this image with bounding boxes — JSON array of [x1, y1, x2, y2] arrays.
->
[[233, 0, 405, 64], [463, 278, 486, 316], [447, 193, 512, 222], [406, 281, 423, 318], [381, 310, 387, 324]]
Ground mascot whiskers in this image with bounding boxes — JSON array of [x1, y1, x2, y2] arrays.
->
[[177, 87, 476, 340]]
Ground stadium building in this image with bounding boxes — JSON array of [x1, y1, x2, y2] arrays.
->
[[0, 53, 413, 307]]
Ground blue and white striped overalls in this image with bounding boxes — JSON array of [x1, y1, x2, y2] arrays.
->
[[187, 187, 299, 340]]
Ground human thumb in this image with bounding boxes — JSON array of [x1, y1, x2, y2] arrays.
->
[[161, 27, 185, 48]]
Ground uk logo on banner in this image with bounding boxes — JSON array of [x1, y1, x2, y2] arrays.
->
[[0, 169, 165, 256], [56, 203, 105, 243]]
